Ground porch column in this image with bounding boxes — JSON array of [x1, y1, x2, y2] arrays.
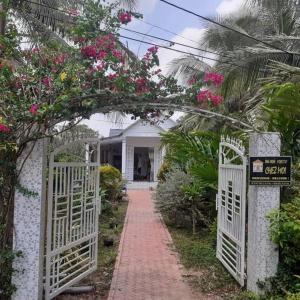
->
[[122, 138, 126, 179], [247, 133, 280, 294], [12, 139, 48, 300]]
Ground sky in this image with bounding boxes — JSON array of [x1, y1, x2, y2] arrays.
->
[[82, 0, 245, 137]]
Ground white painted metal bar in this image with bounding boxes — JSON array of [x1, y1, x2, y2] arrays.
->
[[45, 140, 101, 300], [216, 136, 247, 286]]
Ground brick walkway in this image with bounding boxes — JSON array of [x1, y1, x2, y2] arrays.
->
[[107, 190, 198, 300]]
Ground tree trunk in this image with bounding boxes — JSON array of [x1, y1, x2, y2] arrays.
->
[[0, 3, 6, 36]]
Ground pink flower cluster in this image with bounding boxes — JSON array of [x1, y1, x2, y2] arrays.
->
[[118, 12, 132, 24], [204, 72, 224, 87], [197, 90, 223, 106], [187, 77, 197, 86], [42, 76, 53, 88], [81, 45, 97, 58], [96, 34, 116, 51], [54, 53, 68, 65], [67, 8, 80, 16], [135, 77, 149, 93], [147, 46, 158, 54], [0, 123, 10, 133], [112, 49, 122, 60], [29, 104, 39, 115]]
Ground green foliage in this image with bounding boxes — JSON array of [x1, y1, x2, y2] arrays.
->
[[161, 131, 220, 189], [15, 182, 38, 198], [262, 83, 300, 160], [0, 225, 22, 299], [267, 197, 300, 295], [100, 164, 124, 202]]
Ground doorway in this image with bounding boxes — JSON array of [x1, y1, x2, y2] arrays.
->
[[133, 147, 154, 181]]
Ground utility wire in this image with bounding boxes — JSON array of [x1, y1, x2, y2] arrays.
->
[[137, 19, 200, 46], [119, 34, 248, 69], [159, 0, 291, 55], [121, 27, 235, 60]]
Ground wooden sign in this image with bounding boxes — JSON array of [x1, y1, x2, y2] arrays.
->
[[249, 156, 292, 186]]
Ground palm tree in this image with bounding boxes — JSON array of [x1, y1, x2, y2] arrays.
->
[[169, 0, 300, 100], [0, 0, 138, 45]]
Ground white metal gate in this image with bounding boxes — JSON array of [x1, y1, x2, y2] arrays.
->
[[45, 139, 100, 299], [216, 136, 247, 286]]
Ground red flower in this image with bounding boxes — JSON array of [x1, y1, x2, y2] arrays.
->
[[29, 104, 39, 115], [118, 12, 132, 24], [187, 77, 197, 86], [0, 123, 10, 133], [107, 73, 118, 81], [196, 90, 223, 106], [81, 45, 97, 58], [147, 46, 158, 54], [42, 76, 53, 88], [112, 49, 122, 60], [97, 51, 107, 60], [96, 35, 115, 51], [54, 54, 68, 65], [204, 72, 224, 87], [197, 90, 211, 102]]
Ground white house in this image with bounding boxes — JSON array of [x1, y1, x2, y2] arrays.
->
[[100, 119, 176, 183]]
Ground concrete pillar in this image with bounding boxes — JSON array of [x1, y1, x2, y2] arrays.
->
[[247, 133, 280, 294], [12, 139, 48, 300], [122, 138, 126, 179]]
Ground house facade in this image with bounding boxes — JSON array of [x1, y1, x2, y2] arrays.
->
[[100, 119, 175, 182]]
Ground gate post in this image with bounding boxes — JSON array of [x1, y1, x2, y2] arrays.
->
[[247, 133, 280, 294], [12, 139, 48, 300]]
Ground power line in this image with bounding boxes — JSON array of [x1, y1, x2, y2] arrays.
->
[[121, 27, 235, 60], [137, 19, 200, 46], [119, 34, 248, 69], [159, 0, 291, 55]]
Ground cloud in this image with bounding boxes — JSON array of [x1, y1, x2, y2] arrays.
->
[[157, 27, 213, 76], [216, 0, 245, 15]]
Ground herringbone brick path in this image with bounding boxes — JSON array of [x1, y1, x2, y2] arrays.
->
[[107, 190, 198, 300]]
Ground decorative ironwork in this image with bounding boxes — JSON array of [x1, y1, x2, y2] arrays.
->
[[45, 139, 101, 299], [216, 136, 247, 286]]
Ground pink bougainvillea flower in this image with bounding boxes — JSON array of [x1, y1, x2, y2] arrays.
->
[[80, 45, 97, 58], [107, 73, 118, 81], [147, 46, 158, 54], [197, 90, 211, 102], [97, 51, 107, 60], [204, 72, 224, 87], [112, 49, 122, 60], [118, 12, 132, 24], [29, 104, 39, 115], [187, 77, 197, 86], [54, 53, 68, 65], [67, 8, 80, 16], [96, 34, 115, 51], [32, 47, 40, 53], [42, 76, 53, 88], [0, 123, 10, 133], [210, 94, 223, 106]]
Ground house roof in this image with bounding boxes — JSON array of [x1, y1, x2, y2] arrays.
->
[[101, 119, 176, 143]]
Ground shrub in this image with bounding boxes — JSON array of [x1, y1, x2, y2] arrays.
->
[[157, 161, 170, 182], [155, 169, 216, 233], [266, 197, 300, 295], [100, 165, 124, 202]]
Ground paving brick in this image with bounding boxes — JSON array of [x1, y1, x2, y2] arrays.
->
[[108, 190, 198, 300]]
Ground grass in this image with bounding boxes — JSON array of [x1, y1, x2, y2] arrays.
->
[[167, 226, 243, 299]]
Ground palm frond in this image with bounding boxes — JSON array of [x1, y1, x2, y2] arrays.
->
[[167, 55, 211, 85]]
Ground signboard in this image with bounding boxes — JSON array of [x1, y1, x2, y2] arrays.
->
[[249, 156, 292, 186]]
